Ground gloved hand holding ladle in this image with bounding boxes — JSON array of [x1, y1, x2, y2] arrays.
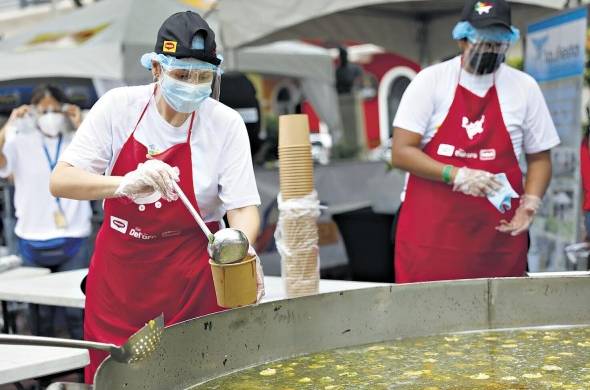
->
[[171, 181, 249, 264]]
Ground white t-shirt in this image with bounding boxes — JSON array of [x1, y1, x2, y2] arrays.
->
[[393, 56, 560, 158], [60, 84, 261, 222], [0, 125, 92, 240], [393, 56, 560, 201]]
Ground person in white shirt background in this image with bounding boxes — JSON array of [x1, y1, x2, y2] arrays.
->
[[0, 84, 92, 339], [391, 0, 560, 283], [49, 11, 263, 382]]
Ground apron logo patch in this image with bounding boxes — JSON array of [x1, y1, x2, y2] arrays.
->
[[454, 148, 478, 159], [147, 144, 162, 156], [480, 149, 496, 161], [437, 143, 455, 157], [110, 216, 128, 234], [128, 228, 158, 241], [163, 40, 177, 53], [462, 115, 485, 140]]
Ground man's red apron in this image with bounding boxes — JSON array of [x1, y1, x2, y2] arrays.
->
[[84, 93, 222, 382], [395, 69, 527, 283]]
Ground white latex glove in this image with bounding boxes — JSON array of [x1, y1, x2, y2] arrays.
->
[[496, 194, 542, 236], [452, 167, 502, 197], [115, 159, 180, 201], [248, 245, 265, 302]]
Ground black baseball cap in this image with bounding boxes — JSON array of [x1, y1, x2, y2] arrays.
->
[[460, 0, 512, 31], [155, 11, 221, 66]]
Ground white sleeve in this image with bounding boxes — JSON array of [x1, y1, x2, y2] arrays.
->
[[0, 130, 17, 178], [392, 68, 436, 135], [522, 78, 560, 154], [218, 114, 261, 210], [59, 89, 117, 174]]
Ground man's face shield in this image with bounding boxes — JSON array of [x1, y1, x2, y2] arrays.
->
[[464, 40, 510, 75], [452, 21, 519, 75]]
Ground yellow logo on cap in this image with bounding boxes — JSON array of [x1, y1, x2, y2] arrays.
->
[[163, 40, 177, 53]]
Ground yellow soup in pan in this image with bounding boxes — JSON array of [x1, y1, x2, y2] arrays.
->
[[194, 326, 590, 390]]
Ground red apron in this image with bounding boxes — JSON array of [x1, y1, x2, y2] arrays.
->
[[84, 93, 222, 382], [395, 69, 527, 283]]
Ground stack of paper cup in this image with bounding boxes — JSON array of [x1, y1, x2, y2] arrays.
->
[[281, 217, 319, 297], [277, 114, 319, 298], [278, 114, 314, 200]]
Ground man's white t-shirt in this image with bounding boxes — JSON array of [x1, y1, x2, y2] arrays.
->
[[393, 56, 560, 200], [393, 56, 560, 158], [0, 126, 92, 240], [60, 84, 261, 222]]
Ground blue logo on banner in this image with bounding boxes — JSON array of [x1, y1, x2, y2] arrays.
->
[[526, 7, 587, 82], [531, 36, 549, 61]]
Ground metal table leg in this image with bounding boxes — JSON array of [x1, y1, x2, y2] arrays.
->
[[1, 300, 8, 333], [1, 300, 16, 333], [30, 303, 41, 335]]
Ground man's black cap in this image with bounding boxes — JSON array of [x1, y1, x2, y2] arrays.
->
[[155, 11, 221, 66], [461, 0, 512, 31]]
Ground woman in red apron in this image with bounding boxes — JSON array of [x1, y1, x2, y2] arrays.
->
[[50, 12, 263, 382], [391, 0, 557, 283]]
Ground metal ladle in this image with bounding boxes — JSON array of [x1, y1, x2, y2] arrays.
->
[[171, 181, 249, 264], [0, 314, 164, 364]]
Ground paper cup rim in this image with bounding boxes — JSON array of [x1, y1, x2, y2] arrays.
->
[[209, 255, 255, 268]]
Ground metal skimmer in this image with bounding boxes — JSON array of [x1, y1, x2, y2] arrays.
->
[[0, 314, 164, 364]]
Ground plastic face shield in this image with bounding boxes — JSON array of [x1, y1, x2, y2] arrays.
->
[[211, 67, 222, 101], [33, 105, 63, 115], [452, 21, 518, 75], [452, 21, 520, 44], [163, 67, 215, 85], [463, 40, 510, 75], [141, 52, 223, 99]]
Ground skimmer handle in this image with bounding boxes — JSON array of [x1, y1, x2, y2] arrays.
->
[[0, 334, 117, 353]]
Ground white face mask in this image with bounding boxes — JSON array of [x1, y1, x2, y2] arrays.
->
[[37, 112, 67, 137]]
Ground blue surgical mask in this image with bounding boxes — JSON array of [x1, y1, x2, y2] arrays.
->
[[159, 72, 211, 113], [487, 173, 519, 213]]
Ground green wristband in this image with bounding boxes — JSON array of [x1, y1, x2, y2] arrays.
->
[[442, 165, 453, 184]]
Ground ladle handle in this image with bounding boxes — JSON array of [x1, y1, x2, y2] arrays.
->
[[171, 181, 213, 239], [0, 334, 116, 353]]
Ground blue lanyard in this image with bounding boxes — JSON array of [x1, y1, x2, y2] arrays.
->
[[42, 134, 64, 210], [42, 134, 63, 170]]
